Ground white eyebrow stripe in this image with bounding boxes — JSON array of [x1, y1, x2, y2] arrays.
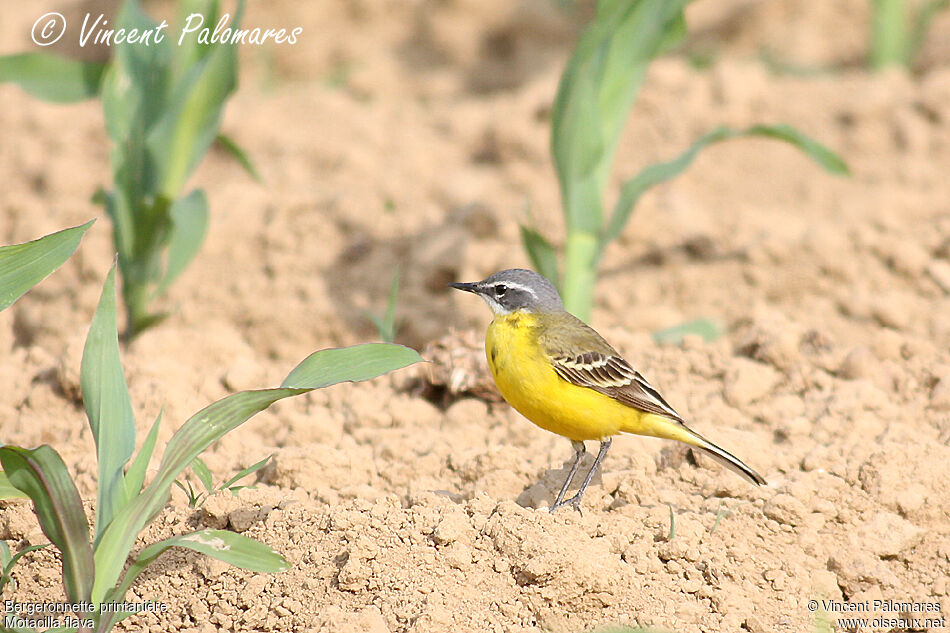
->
[[492, 281, 538, 297]]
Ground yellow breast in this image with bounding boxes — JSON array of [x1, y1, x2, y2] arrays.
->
[[485, 311, 641, 441]]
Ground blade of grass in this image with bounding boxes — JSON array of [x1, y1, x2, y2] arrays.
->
[[0, 542, 49, 595], [382, 268, 400, 342], [0, 220, 94, 312], [652, 318, 722, 345], [366, 269, 401, 343], [710, 500, 733, 533], [174, 479, 199, 507], [91, 343, 422, 603], [0, 53, 105, 102], [123, 409, 163, 502], [219, 455, 272, 490], [190, 457, 214, 494], [81, 263, 136, 544], [215, 133, 262, 182], [0, 446, 94, 604]]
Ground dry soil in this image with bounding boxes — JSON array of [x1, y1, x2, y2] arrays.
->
[[2, 1, 950, 632]]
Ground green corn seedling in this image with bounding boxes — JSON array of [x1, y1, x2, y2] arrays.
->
[[0, 221, 93, 312], [0, 263, 422, 632], [0, 0, 258, 337], [366, 267, 401, 343], [0, 541, 48, 596], [175, 454, 273, 509], [870, 0, 949, 68], [522, 0, 849, 322], [0, 222, 92, 598]]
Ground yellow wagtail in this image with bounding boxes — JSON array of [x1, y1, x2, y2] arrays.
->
[[450, 268, 766, 512]]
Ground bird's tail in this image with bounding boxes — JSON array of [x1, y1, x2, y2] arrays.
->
[[624, 414, 767, 486], [685, 429, 767, 486]]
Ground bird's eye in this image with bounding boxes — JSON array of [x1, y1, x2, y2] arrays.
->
[[494, 284, 507, 297]]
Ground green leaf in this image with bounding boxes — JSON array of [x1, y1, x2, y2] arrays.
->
[[907, 0, 950, 63], [652, 318, 723, 345], [98, 528, 285, 632], [871, 0, 909, 68], [81, 263, 136, 543], [104, 0, 171, 139], [174, 478, 199, 506], [601, 125, 849, 250], [519, 226, 561, 290], [367, 268, 400, 343], [158, 189, 209, 295], [170, 0, 219, 82], [90, 343, 422, 604], [562, 231, 600, 322], [143, 529, 288, 572], [1, 543, 48, 576], [0, 470, 29, 500], [190, 457, 214, 494], [0, 220, 93, 312], [551, 0, 689, 319], [100, 0, 171, 208], [657, 11, 687, 53], [1, 542, 48, 595], [0, 53, 105, 102], [220, 455, 272, 490], [0, 446, 94, 604], [551, 0, 689, 234], [281, 343, 424, 389], [147, 3, 244, 197], [92, 391, 296, 603], [123, 409, 163, 502], [742, 124, 850, 176], [216, 133, 262, 182]]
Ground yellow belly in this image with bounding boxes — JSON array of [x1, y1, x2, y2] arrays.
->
[[486, 312, 645, 441]]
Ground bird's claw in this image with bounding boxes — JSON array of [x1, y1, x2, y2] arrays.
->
[[548, 494, 584, 515]]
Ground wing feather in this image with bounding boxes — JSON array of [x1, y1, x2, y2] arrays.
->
[[539, 315, 685, 423]]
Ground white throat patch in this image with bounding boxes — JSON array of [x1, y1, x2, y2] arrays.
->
[[479, 293, 512, 315]]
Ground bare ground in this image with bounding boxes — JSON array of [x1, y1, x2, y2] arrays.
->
[[2, 1, 950, 632]]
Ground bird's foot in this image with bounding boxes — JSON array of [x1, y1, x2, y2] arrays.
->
[[548, 493, 584, 515]]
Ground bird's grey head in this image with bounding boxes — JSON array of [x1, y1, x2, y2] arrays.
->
[[449, 268, 564, 315]]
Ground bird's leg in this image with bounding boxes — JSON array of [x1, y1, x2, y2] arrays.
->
[[555, 438, 612, 513], [549, 441, 586, 513]]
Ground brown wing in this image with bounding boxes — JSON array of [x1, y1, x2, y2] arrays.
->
[[539, 315, 686, 424]]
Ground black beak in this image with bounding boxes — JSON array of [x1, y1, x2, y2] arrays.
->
[[448, 281, 478, 293]]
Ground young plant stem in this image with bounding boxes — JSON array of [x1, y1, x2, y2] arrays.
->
[[871, 0, 908, 68], [561, 231, 601, 323]]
